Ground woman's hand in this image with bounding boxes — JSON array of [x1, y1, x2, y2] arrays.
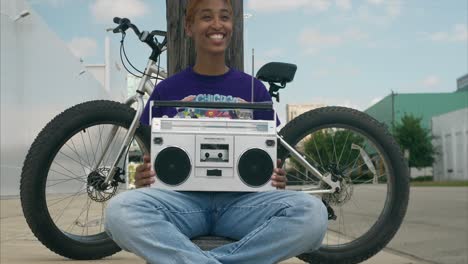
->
[[271, 159, 287, 190], [134, 155, 156, 188]]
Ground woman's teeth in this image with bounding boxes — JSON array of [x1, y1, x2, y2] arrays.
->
[[209, 34, 224, 39]]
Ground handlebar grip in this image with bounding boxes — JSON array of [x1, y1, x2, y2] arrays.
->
[[151, 30, 167, 37], [113, 17, 130, 25]]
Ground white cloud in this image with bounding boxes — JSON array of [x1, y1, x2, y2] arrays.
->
[[453, 24, 468, 41], [367, 0, 384, 5], [325, 56, 338, 63], [29, 0, 71, 7], [311, 69, 330, 78], [347, 67, 362, 76], [427, 24, 467, 42], [318, 97, 363, 110], [336, 0, 352, 11], [356, 0, 402, 25], [386, 0, 401, 18], [247, 0, 331, 13], [264, 48, 284, 58], [428, 32, 450, 42], [307, 0, 332, 12], [90, 0, 149, 23], [370, 97, 383, 105], [298, 28, 368, 55], [422, 75, 440, 87], [68, 37, 98, 59], [299, 29, 342, 54]]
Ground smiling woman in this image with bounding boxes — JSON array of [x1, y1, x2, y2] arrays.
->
[[166, 0, 244, 75], [184, 0, 234, 74]]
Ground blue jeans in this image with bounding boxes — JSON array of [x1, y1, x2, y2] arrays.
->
[[105, 189, 328, 264]]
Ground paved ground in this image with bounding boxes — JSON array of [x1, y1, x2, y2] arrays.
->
[[318, 185, 468, 264], [385, 186, 468, 264], [3, 186, 465, 263]]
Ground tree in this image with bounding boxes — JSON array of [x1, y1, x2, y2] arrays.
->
[[166, 0, 244, 76], [286, 129, 371, 185], [393, 114, 435, 168]]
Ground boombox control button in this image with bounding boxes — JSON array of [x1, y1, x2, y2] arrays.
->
[[266, 140, 276, 147], [207, 169, 222, 177], [153, 137, 163, 145]]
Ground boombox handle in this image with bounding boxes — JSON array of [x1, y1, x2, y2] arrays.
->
[[152, 100, 273, 110], [149, 100, 276, 124]]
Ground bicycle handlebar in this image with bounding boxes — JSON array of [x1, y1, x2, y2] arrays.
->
[[113, 17, 141, 36], [112, 17, 167, 60]]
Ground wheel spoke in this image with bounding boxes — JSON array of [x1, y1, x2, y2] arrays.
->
[[69, 138, 93, 174], [49, 168, 86, 183], [86, 127, 98, 168], [337, 131, 350, 166], [312, 136, 325, 169], [43, 123, 145, 238], [79, 131, 92, 169], [58, 149, 93, 172], [51, 185, 87, 224], [283, 121, 396, 250]]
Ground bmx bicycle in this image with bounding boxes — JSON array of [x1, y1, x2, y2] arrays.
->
[[20, 17, 409, 264]]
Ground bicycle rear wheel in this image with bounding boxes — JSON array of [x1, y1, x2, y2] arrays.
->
[[278, 106, 409, 264], [20, 100, 150, 260]]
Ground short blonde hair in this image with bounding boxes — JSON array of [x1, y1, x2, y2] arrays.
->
[[185, 0, 233, 24]]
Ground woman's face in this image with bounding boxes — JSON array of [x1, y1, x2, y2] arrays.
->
[[185, 0, 233, 57]]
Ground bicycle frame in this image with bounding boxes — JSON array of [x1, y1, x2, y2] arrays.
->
[[98, 58, 341, 194]]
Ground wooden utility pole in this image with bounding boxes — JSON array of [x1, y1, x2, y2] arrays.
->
[[166, 0, 244, 76]]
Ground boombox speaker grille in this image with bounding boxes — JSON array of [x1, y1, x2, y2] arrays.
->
[[238, 149, 273, 187], [154, 147, 191, 186]]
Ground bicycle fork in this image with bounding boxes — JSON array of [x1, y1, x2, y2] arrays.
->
[[93, 95, 145, 189]]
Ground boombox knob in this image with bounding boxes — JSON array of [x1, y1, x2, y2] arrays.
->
[[205, 152, 210, 158], [266, 139, 275, 147], [153, 137, 163, 145], [218, 153, 223, 158]]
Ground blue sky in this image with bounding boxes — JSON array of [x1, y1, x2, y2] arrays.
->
[[28, 0, 467, 117]]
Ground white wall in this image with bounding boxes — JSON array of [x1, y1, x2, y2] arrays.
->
[[410, 167, 433, 178], [0, 0, 124, 196], [432, 108, 468, 181]]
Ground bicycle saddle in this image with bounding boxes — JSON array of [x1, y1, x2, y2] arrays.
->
[[256, 62, 297, 85]]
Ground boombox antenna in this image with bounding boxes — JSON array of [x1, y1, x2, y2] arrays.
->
[[251, 48, 255, 103]]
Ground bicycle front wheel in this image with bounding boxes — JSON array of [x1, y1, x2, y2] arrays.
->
[[20, 100, 150, 260], [278, 106, 409, 264]]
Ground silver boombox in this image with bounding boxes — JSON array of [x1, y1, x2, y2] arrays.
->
[[150, 106, 277, 192]]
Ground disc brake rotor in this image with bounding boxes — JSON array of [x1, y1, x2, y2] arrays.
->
[[86, 168, 118, 202]]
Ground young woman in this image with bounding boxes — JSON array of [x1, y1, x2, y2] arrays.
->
[[105, 1, 328, 263]]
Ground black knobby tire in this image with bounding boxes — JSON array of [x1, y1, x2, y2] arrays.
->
[[278, 106, 409, 264], [20, 100, 150, 260]]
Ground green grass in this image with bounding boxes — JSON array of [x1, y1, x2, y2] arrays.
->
[[411, 181, 468, 187]]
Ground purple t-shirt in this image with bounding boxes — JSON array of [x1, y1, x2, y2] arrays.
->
[[140, 67, 279, 125]]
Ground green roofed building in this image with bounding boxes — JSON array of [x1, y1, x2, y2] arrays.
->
[[364, 74, 468, 181], [364, 90, 468, 132], [457, 73, 468, 92]]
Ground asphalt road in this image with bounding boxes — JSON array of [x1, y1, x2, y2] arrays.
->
[[2, 186, 466, 263], [387, 186, 468, 264], [321, 185, 468, 264]]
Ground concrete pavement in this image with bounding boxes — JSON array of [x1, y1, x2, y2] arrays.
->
[[1, 196, 425, 264]]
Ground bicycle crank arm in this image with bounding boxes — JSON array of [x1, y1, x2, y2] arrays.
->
[[277, 134, 341, 193]]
